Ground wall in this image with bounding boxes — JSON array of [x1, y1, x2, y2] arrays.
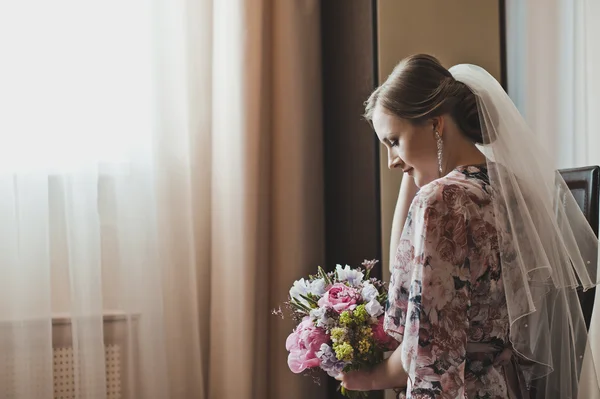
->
[[375, 1, 503, 397]]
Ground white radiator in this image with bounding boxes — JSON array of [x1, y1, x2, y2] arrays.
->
[[53, 345, 122, 399], [52, 313, 137, 399], [0, 313, 137, 399]]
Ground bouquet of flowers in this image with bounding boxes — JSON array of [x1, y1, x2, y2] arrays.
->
[[276, 260, 398, 398]]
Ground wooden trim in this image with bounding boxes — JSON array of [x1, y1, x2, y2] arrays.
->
[[371, 0, 383, 283], [51, 311, 139, 326], [499, 0, 508, 91]]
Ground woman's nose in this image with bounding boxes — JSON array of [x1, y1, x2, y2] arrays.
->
[[388, 154, 402, 170]]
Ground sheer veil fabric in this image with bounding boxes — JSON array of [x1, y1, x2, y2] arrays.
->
[[450, 64, 600, 398]]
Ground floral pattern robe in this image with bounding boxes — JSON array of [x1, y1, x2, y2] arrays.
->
[[384, 165, 510, 399]]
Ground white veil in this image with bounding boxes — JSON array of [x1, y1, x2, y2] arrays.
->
[[449, 64, 600, 398]]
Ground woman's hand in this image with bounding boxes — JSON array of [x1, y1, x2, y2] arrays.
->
[[335, 369, 374, 391], [336, 347, 409, 392]]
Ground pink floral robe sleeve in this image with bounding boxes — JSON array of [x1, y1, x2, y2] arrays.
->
[[385, 180, 472, 399]]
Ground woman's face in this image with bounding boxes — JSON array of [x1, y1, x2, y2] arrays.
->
[[372, 104, 439, 187]]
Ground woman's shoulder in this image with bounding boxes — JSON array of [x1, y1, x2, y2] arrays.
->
[[415, 165, 491, 212]]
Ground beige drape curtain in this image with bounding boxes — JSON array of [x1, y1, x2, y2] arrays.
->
[[167, 1, 327, 398], [0, 1, 325, 398]]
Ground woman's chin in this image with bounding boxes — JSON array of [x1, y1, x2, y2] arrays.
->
[[412, 173, 435, 188]]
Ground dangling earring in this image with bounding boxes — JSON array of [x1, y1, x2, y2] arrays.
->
[[435, 131, 443, 174]]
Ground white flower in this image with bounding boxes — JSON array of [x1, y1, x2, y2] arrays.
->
[[309, 278, 327, 296], [361, 282, 379, 302], [289, 278, 311, 307], [309, 307, 325, 320], [365, 298, 384, 317], [335, 264, 364, 286], [310, 306, 334, 329], [290, 278, 328, 308]]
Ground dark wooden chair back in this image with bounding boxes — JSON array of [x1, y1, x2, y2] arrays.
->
[[529, 166, 599, 399], [559, 166, 600, 329]]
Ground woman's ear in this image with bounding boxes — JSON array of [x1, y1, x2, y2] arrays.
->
[[430, 116, 445, 136]]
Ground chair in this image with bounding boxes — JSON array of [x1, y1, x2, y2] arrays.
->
[[528, 166, 599, 399], [559, 165, 600, 329]]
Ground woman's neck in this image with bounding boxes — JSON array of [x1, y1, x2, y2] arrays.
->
[[442, 134, 487, 174]]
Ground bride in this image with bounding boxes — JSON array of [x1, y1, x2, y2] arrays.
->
[[338, 54, 600, 398]]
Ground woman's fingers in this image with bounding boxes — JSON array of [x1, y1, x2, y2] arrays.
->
[[338, 370, 372, 391]]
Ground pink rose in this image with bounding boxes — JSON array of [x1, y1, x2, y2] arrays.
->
[[438, 213, 468, 264], [442, 184, 467, 209], [470, 218, 488, 247], [424, 205, 440, 227], [285, 318, 329, 373], [470, 326, 484, 341], [446, 213, 467, 248], [440, 363, 465, 398], [422, 266, 454, 311], [372, 316, 399, 351], [436, 237, 457, 264], [431, 318, 467, 360], [317, 283, 360, 313], [394, 239, 415, 273]]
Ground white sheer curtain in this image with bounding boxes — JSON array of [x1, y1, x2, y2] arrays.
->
[[0, 0, 326, 398], [506, 0, 600, 169], [0, 1, 205, 397], [506, 1, 600, 396]]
